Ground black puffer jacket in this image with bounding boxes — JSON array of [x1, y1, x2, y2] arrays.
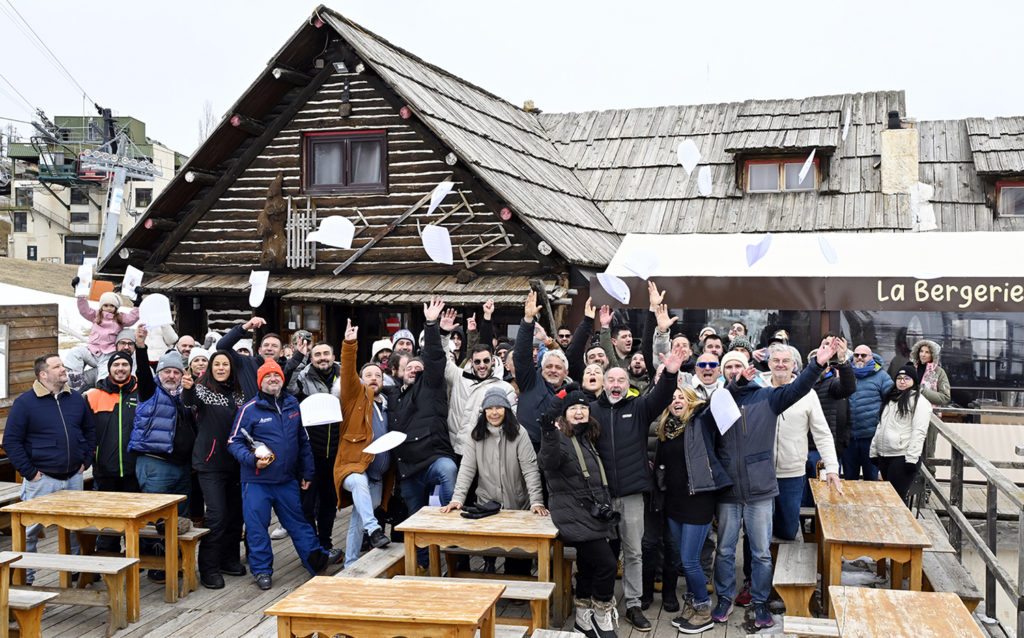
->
[[590, 370, 678, 498], [286, 362, 341, 462], [386, 320, 454, 480], [810, 361, 855, 458], [183, 382, 245, 473], [538, 420, 615, 543]]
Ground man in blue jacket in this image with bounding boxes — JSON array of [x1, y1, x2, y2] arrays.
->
[[227, 359, 341, 590], [5, 353, 95, 583], [711, 337, 841, 629], [843, 345, 894, 480], [515, 290, 571, 447]]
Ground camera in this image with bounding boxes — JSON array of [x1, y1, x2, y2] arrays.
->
[[589, 502, 621, 524]]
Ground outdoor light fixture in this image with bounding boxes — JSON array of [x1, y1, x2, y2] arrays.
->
[[355, 62, 365, 74], [537, 240, 552, 255], [445, 152, 457, 166], [333, 61, 349, 73]]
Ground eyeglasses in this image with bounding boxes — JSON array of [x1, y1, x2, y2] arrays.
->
[[472, 358, 491, 365], [853, 353, 871, 359], [696, 361, 719, 369], [116, 341, 135, 348]]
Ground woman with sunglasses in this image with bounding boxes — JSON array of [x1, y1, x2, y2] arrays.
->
[[870, 363, 932, 502]]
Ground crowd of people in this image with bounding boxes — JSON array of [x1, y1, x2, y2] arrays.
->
[[1, 278, 949, 635]]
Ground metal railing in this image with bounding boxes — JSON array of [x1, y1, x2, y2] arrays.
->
[[921, 412, 1024, 637]]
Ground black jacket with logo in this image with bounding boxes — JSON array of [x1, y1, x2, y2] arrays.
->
[[85, 375, 139, 479]]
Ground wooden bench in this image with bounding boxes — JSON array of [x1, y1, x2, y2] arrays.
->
[[531, 630, 583, 638], [396, 575, 554, 633], [773, 542, 817, 618], [917, 509, 956, 554], [799, 506, 817, 542], [922, 550, 982, 612], [75, 525, 209, 596], [335, 543, 405, 579], [782, 615, 840, 637], [7, 590, 59, 638], [7, 552, 137, 637]]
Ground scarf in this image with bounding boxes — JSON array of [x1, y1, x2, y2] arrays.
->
[[662, 414, 686, 440], [853, 362, 880, 379], [918, 361, 939, 391]]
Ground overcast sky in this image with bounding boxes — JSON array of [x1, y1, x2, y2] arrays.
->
[[0, 0, 1020, 157]]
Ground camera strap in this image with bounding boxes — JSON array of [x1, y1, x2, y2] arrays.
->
[[570, 436, 609, 488]]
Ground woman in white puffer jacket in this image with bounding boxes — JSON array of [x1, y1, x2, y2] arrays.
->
[[870, 362, 932, 502]]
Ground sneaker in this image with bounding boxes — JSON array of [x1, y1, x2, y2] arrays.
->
[[270, 527, 288, 540], [676, 603, 713, 634], [177, 517, 192, 535], [624, 606, 651, 631], [254, 573, 272, 590], [369, 527, 390, 549], [735, 581, 752, 607], [711, 597, 732, 623], [752, 602, 774, 628]]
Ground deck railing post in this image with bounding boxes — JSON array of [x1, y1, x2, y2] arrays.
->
[[950, 449, 965, 558], [986, 482, 998, 621]]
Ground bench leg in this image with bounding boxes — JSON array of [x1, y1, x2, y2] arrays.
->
[[101, 572, 128, 635], [561, 560, 573, 624], [11, 606, 45, 638], [777, 585, 815, 618], [529, 599, 549, 632], [180, 539, 199, 596]]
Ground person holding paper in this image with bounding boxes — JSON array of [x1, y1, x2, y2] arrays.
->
[[336, 319, 394, 567], [710, 337, 841, 630], [181, 351, 248, 589]]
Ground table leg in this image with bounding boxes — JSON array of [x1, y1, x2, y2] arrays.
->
[[825, 543, 842, 618], [276, 616, 292, 638], [165, 505, 179, 603], [480, 605, 496, 638], [57, 527, 72, 588], [909, 549, 923, 591], [428, 545, 441, 577], [124, 522, 141, 623], [404, 533, 418, 575], [11, 515, 24, 586]]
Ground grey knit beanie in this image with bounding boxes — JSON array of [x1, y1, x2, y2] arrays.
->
[[481, 387, 512, 411], [155, 350, 184, 373]]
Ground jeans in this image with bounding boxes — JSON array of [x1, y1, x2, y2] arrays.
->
[[773, 477, 805, 541], [802, 450, 822, 507], [22, 472, 83, 582], [301, 456, 338, 549], [570, 538, 617, 602], [242, 481, 324, 576], [714, 499, 773, 605], [399, 457, 457, 566], [610, 493, 645, 608], [342, 473, 383, 567], [135, 455, 191, 516], [197, 471, 244, 575], [668, 518, 712, 605], [841, 437, 879, 481]]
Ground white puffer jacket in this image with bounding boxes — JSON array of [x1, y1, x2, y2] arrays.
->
[[870, 393, 932, 464]]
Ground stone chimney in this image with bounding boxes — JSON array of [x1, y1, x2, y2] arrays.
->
[[880, 110, 919, 194]]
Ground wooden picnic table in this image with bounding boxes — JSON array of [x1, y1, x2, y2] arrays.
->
[[265, 575, 505, 638], [1, 489, 184, 623], [817, 502, 931, 616], [829, 585, 985, 637], [396, 507, 562, 616], [808, 478, 906, 508]]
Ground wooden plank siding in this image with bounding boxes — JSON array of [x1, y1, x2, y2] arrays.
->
[[0, 304, 59, 438]]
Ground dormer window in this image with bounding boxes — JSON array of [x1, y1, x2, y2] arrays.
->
[[996, 181, 1024, 215], [745, 157, 818, 193]]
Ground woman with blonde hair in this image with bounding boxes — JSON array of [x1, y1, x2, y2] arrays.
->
[[654, 387, 732, 634]]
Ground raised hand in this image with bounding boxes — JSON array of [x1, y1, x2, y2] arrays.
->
[[584, 297, 595, 319], [182, 371, 194, 390], [598, 305, 613, 329], [482, 298, 495, 321], [648, 281, 666, 311], [815, 336, 842, 367], [655, 304, 678, 332], [467, 313, 477, 332], [243, 316, 267, 331], [135, 323, 148, 347], [439, 308, 459, 332], [741, 365, 759, 382], [424, 296, 445, 322], [344, 318, 358, 341], [660, 340, 686, 374], [524, 290, 541, 322], [834, 336, 849, 363], [534, 321, 549, 343]]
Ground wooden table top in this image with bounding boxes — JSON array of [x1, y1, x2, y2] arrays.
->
[[829, 585, 985, 637], [818, 504, 932, 548], [395, 506, 558, 539], [265, 576, 505, 623], [0, 490, 183, 518], [809, 479, 906, 508]]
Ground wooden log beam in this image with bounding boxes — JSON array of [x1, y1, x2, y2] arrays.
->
[[271, 66, 311, 86], [143, 218, 176, 232], [184, 169, 219, 185], [230, 114, 265, 137], [147, 59, 339, 267]]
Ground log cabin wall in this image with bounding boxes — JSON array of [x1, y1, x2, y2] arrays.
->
[[0, 304, 59, 440], [165, 66, 549, 278]]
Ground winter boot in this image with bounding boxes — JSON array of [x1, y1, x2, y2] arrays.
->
[[573, 596, 598, 638], [675, 599, 713, 634], [592, 597, 619, 638]]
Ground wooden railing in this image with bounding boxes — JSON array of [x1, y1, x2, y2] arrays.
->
[[920, 412, 1024, 638]]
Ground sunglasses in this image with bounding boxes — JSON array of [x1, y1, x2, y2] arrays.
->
[[853, 353, 871, 358], [696, 361, 719, 369], [472, 358, 491, 365], [557, 332, 572, 338]]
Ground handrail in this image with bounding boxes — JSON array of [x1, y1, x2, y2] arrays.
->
[[922, 413, 1024, 638]]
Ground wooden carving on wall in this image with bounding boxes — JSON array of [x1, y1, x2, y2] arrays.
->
[[257, 172, 288, 269]]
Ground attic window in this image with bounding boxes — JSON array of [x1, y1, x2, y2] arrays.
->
[[303, 130, 387, 195], [745, 158, 818, 193], [996, 181, 1024, 215]]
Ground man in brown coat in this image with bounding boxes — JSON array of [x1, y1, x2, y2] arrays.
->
[[334, 319, 395, 567]]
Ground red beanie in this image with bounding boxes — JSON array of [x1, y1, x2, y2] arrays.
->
[[257, 359, 284, 388]]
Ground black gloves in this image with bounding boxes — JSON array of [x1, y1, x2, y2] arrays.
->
[[460, 501, 501, 519], [71, 276, 80, 290]]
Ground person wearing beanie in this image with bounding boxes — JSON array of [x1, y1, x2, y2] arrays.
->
[[228, 357, 342, 590], [870, 363, 932, 502], [538, 385, 617, 638], [442, 386, 546, 574], [370, 338, 393, 365], [727, 335, 753, 360], [67, 285, 140, 392], [391, 329, 415, 354], [127, 324, 197, 584], [188, 347, 210, 379], [844, 344, 894, 481], [216, 317, 298, 401]]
